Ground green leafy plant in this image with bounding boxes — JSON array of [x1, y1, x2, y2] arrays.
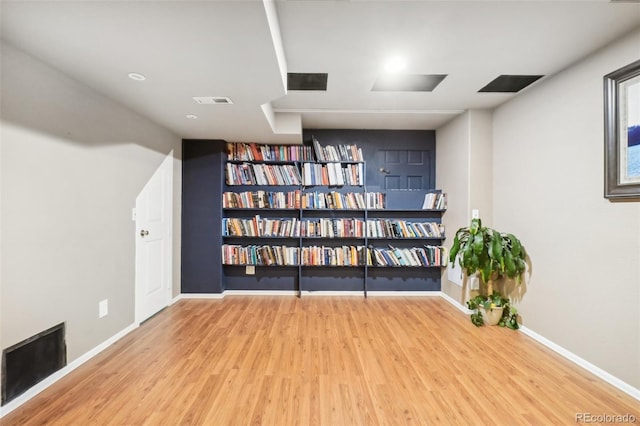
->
[[466, 293, 520, 330], [449, 218, 526, 329]]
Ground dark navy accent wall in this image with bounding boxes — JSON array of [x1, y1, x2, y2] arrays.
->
[[181, 139, 225, 293]]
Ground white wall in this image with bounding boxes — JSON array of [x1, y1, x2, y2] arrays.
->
[[468, 110, 493, 226], [0, 42, 182, 370], [437, 110, 493, 303], [437, 112, 470, 302], [493, 28, 640, 389]]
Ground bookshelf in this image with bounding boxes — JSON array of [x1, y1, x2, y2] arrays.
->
[[221, 140, 447, 296]]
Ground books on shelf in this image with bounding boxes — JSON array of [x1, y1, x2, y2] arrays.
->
[[227, 142, 314, 162], [223, 243, 446, 267], [301, 245, 365, 266], [301, 191, 381, 209], [222, 244, 300, 266], [422, 192, 447, 210], [367, 245, 447, 267], [223, 190, 385, 210], [223, 216, 301, 238], [223, 215, 369, 239], [222, 141, 448, 274], [223, 190, 301, 209], [226, 163, 302, 186], [366, 192, 385, 210], [226, 140, 364, 163], [223, 216, 443, 240], [366, 220, 444, 239], [301, 218, 365, 238], [302, 162, 363, 186], [311, 136, 364, 162]]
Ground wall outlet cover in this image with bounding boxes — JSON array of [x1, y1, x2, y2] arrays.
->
[[99, 299, 108, 318]]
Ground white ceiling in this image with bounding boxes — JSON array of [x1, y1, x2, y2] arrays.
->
[[2, 1, 640, 144]]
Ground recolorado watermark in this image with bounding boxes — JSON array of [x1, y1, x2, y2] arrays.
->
[[576, 413, 637, 423]]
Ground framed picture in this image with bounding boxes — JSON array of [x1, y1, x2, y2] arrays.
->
[[604, 59, 640, 200]]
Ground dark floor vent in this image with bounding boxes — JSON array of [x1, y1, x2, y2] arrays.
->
[[1, 323, 66, 405]]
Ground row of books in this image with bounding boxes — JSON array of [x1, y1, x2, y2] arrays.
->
[[223, 190, 301, 209], [221, 244, 365, 267], [369, 245, 447, 267], [223, 217, 300, 238], [225, 163, 302, 186], [302, 218, 364, 238], [223, 215, 444, 239], [222, 190, 387, 210], [366, 220, 444, 239], [301, 191, 378, 210], [222, 217, 364, 238], [302, 245, 364, 266], [302, 162, 364, 186], [312, 137, 364, 162], [227, 142, 314, 162], [222, 244, 300, 266], [225, 140, 364, 163], [221, 244, 446, 267], [421, 192, 447, 210]]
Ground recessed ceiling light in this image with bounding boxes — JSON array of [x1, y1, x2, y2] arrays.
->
[[384, 56, 407, 73], [128, 72, 146, 81], [186, 114, 198, 119]]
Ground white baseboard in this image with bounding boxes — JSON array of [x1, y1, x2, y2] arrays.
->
[[518, 326, 640, 402], [172, 293, 224, 303], [0, 323, 138, 418], [436, 291, 473, 314]]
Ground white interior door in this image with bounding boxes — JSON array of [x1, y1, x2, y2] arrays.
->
[[135, 152, 173, 324]]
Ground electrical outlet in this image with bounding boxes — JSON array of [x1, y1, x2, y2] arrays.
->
[[99, 299, 108, 318], [469, 276, 480, 290], [472, 209, 480, 219]]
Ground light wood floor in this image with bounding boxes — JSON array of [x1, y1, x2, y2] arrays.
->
[[3, 297, 639, 425]]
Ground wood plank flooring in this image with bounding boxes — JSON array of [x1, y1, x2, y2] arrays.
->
[[2, 297, 639, 425]]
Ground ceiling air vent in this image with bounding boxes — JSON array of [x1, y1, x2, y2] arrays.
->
[[287, 73, 328, 91], [372, 74, 447, 92], [192, 96, 233, 105], [478, 75, 544, 93]]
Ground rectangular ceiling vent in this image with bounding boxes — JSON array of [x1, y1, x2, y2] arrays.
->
[[478, 75, 544, 93], [372, 74, 447, 92], [193, 96, 233, 105], [287, 73, 328, 91]]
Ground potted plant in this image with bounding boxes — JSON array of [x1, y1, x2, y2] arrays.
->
[[449, 218, 527, 329]]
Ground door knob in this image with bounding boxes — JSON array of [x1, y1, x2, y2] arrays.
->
[[140, 230, 149, 237]]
